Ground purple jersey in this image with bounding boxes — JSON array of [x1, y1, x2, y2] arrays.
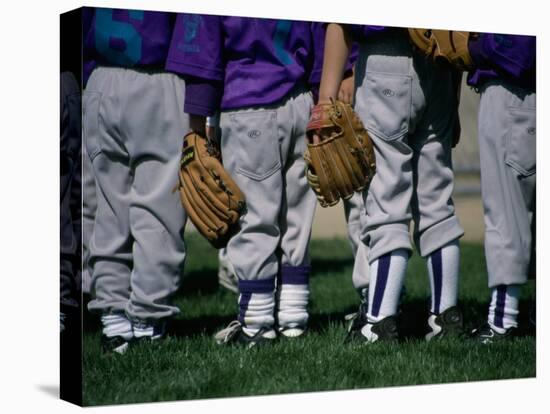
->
[[308, 22, 329, 87], [467, 34, 536, 90], [349, 25, 391, 41], [83, 8, 175, 85], [166, 15, 322, 115]]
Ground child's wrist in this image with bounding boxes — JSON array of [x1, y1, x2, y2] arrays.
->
[[317, 94, 336, 104]]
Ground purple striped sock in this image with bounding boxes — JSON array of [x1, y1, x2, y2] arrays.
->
[[430, 249, 443, 314], [237, 277, 276, 327], [371, 253, 391, 318], [493, 285, 507, 328]]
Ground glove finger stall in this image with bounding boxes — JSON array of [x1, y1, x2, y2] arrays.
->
[[181, 170, 228, 236]]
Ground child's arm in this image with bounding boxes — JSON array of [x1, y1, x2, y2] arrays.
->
[[318, 24, 353, 105]]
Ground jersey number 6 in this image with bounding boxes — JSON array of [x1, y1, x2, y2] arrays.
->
[[95, 9, 144, 67]]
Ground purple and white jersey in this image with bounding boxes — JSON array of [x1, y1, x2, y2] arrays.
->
[[83, 8, 175, 85], [467, 33, 536, 90], [166, 15, 323, 115]]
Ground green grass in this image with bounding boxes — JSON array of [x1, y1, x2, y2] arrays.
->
[[82, 234, 536, 406]]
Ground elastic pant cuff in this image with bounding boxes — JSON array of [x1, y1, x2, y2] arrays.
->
[[367, 224, 412, 263], [417, 215, 464, 257], [279, 265, 310, 285]]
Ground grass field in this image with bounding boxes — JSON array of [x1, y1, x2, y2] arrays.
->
[[82, 234, 536, 406]]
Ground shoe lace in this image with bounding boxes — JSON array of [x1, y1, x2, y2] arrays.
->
[[214, 320, 242, 343], [344, 311, 359, 325]]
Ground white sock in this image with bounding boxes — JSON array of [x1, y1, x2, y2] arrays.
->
[[133, 323, 154, 339], [132, 320, 166, 339], [277, 284, 309, 329], [367, 249, 408, 323], [427, 239, 460, 314], [101, 313, 133, 340], [238, 292, 275, 333], [489, 285, 520, 332]]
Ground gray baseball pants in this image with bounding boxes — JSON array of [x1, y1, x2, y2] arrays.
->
[[85, 67, 188, 322], [478, 80, 536, 287], [82, 134, 96, 295], [219, 91, 316, 282], [343, 194, 370, 290], [354, 33, 464, 262]]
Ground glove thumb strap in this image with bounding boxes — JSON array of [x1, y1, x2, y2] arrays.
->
[[307, 104, 338, 131]]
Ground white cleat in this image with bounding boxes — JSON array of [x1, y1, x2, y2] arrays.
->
[[278, 326, 306, 338]]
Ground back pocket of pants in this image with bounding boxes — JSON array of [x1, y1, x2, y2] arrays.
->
[[363, 71, 412, 141], [83, 91, 102, 161], [505, 107, 536, 177], [228, 110, 280, 181]]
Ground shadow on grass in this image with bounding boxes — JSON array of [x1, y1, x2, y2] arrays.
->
[[83, 269, 222, 334], [85, 284, 536, 339], [398, 297, 536, 340], [178, 269, 219, 295], [169, 314, 234, 338], [310, 257, 355, 276], [309, 297, 536, 342]]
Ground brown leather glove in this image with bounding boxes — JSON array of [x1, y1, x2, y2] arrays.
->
[[304, 99, 376, 207], [408, 28, 477, 71], [177, 132, 246, 248]]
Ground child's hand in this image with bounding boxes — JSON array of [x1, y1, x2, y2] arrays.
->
[[338, 71, 355, 105]]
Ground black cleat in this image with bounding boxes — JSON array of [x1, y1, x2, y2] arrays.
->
[[344, 301, 369, 343], [365, 315, 399, 343], [425, 306, 464, 341], [101, 334, 131, 354], [133, 320, 168, 343], [214, 321, 277, 348], [349, 315, 399, 344], [471, 323, 517, 344]]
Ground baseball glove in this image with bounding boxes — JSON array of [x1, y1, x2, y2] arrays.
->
[[304, 99, 376, 208], [177, 131, 246, 248], [408, 28, 477, 71]]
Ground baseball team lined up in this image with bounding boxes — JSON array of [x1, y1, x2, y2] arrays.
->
[[63, 8, 536, 352]]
